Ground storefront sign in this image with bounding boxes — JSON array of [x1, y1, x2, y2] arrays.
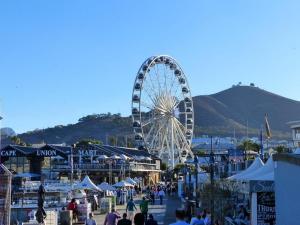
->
[[36, 149, 57, 156], [257, 192, 276, 225], [0, 150, 17, 157], [78, 150, 97, 156]]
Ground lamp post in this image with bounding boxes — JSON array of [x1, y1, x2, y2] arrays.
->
[[194, 155, 198, 207], [210, 136, 215, 223]]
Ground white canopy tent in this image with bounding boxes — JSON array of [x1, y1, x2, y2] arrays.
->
[[228, 157, 264, 180], [98, 182, 116, 191], [73, 175, 102, 191], [113, 180, 134, 188], [125, 177, 137, 185], [237, 156, 274, 181]]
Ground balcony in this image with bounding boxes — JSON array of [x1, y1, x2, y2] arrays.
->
[[51, 162, 160, 172]]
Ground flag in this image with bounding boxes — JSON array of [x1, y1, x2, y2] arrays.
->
[[265, 114, 271, 139]]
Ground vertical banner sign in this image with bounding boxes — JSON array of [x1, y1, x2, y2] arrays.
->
[[257, 192, 276, 225]]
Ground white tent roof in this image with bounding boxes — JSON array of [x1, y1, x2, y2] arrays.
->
[[120, 154, 130, 160], [228, 157, 264, 180], [98, 182, 116, 191], [74, 175, 102, 191], [294, 148, 300, 154], [98, 155, 108, 160], [110, 155, 121, 160], [239, 156, 274, 181], [113, 180, 134, 188], [253, 171, 274, 181], [125, 177, 137, 185]]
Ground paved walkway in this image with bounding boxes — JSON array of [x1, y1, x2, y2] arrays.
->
[[94, 195, 182, 225]]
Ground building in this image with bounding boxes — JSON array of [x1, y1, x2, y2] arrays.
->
[[0, 144, 161, 185], [273, 153, 300, 225], [287, 120, 300, 148]]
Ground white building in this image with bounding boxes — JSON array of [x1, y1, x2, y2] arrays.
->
[[274, 153, 300, 225], [287, 120, 300, 148]]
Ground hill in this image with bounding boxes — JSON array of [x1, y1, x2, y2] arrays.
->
[[193, 86, 299, 138], [5, 85, 299, 145]]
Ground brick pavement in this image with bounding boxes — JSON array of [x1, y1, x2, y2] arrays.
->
[[94, 195, 182, 225]]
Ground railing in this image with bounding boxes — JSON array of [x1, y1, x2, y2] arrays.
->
[[52, 162, 159, 171], [129, 162, 159, 171]]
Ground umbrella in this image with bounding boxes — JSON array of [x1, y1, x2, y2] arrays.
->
[[112, 181, 134, 188], [14, 172, 41, 178], [120, 154, 131, 161], [74, 175, 102, 191], [110, 155, 121, 160], [98, 155, 108, 160], [98, 182, 116, 191], [133, 155, 144, 161], [125, 177, 137, 185]]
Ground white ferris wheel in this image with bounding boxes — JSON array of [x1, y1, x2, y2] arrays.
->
[[131, 55, 194, 168]]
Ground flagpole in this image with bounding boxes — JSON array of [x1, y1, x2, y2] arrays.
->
[[260, 125, 263, 160]]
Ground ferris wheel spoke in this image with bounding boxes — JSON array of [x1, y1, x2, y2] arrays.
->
[[147, 68, 160, 97], [154, 64, 162, 95], [173, 117, 188, 133], [173, 122, 189, 149], [140, 101, 155, 111], [149, 118, 169, 150], [143, 82, 159, 103], [141, 114, 165, 127]]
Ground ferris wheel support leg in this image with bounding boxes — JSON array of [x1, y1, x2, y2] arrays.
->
[[171, 119, 175, 169]]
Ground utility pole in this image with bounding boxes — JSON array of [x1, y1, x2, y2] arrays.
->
[[210, 136, 215, 223]]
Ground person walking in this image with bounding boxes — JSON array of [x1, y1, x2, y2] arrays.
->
[[85, 213, 97, 225], [133, 213, 145, 225], [126, 198, 137, 221], [67, 198, 79, 222], [104, 208, 121, 225], [169, 209, 189, 225], [158, 189, 165, 205], [117, 213, 132, 225], [150, 190, 155, 205], [145, 214, 158, 225], [139, 197, 149, 220], [190, 212, 204, 225]]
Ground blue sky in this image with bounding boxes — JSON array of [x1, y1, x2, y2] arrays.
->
[[1, 1, 300, 133]]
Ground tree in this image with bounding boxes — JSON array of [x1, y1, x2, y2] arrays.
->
[[10, 136, 27, 146], [173, 163, 185, 174], [237, 140, 260, 152], [250, 83, 255, 87], [161, 162, 167, 171], [75, 138, 102, 148], [274, 145, 290, 154], [108, 136, 117, 146]]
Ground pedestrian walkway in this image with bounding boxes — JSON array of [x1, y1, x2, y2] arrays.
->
[[94, 195, 182, 225]]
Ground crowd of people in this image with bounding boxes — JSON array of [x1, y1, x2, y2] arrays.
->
[[103, 208, 158, 225], [66, 182, 221, 225]]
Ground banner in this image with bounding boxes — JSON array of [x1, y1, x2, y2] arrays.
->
[[257, 192, 276, 225]]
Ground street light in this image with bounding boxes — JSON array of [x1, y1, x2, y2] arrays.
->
[[185, 155, 193, 200], [210, 136, 215, 223], [194, 155, 199, 207]]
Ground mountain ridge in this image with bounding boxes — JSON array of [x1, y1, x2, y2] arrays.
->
[[3, 85, 299, 145]]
